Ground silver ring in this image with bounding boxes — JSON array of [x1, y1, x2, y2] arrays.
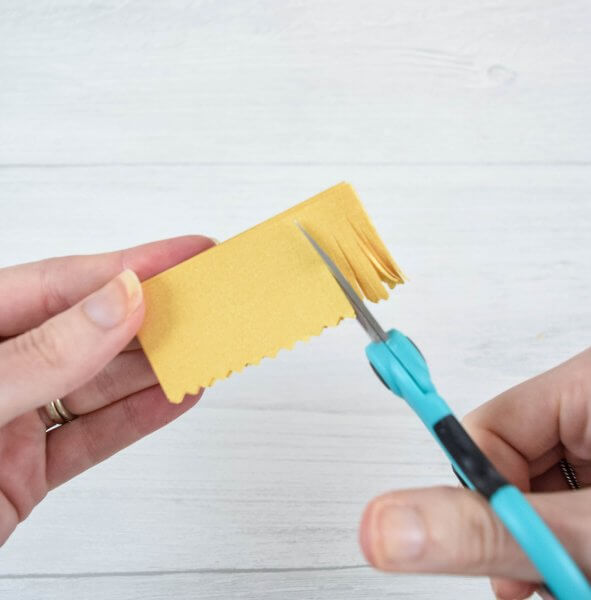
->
[[559, 459, 580, 490], [44, 399, 77, 425]]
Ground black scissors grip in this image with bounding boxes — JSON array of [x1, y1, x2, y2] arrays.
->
[[433, 415, 507, 499], [369, 359, 507, 497]]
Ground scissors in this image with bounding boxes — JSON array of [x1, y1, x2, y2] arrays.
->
[[297, 223, 591, 600]]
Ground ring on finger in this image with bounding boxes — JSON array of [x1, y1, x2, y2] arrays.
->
[[44, 398, 77, 426], [559, 458, 581, 490]]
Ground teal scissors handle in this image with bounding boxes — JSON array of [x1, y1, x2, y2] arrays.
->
[[367, 329, 591, 600]]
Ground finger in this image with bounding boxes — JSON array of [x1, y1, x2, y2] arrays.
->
[[60, 349, 157, 415], [45, 385, 201, 488], [462, 347, 591, 488], [490, 578, 538, 600], [359, 486, 591, 580], [531, 463, 576, 492], [530, 460, 591, 492], [0, 235, 215, 336], [0, 270, 143, 426]]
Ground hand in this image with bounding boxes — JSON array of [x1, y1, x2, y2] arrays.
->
[[0, 235, 214, 545], [359, 348, 591, 599]]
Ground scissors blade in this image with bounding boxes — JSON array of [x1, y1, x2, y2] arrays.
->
[[296, 222, 389, 343]]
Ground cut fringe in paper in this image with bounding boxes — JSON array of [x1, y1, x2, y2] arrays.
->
[[138, 182, 404, 403]]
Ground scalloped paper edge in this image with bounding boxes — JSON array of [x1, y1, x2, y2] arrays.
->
[[138, 183, 404, 403]]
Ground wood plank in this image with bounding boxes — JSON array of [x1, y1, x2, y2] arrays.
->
[[1, 0, 590, 165], [0, 568, 489, 600], [3, 406, 449, 572]]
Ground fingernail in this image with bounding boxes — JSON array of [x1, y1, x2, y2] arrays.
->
[[82, 269, 143, 329], [209, 236, 220, 245], [376, 504, 426, 564]]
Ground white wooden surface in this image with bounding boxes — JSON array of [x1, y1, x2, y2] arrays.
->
[[1, 2, 591, 599]]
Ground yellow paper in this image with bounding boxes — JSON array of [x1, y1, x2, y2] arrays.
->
[[138, 183, 404, 403]]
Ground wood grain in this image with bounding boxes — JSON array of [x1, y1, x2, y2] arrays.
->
[[1, 1, 590, 598], [0, 569, 488, 600], [1, 1, 591, 165]]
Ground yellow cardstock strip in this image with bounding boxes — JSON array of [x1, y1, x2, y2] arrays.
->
[[138, 182, 404, 403]]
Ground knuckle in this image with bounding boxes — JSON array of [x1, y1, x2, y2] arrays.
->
[[560, 369, 591, 458], [461, 498, 507, 572], [120, 395, 143, 438], [79, 420, 101, 466], [461, 411, 480, 434], [92, 365, 118, 403], [15, 321, 64, 370], [39, 258, 69, 317]]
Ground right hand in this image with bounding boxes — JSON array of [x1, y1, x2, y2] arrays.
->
[[360, 347, 591, 599]]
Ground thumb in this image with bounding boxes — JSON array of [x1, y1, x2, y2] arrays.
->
[[0, 269, 144, 426], [360, 485, 591, 583]]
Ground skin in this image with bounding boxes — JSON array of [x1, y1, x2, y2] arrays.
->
[[0, 234, 588, 599], [359, 347, 591, 599], [0, 235, 214, 544]]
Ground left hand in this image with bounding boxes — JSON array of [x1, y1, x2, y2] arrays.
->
[[0, 235, 214, 544]]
